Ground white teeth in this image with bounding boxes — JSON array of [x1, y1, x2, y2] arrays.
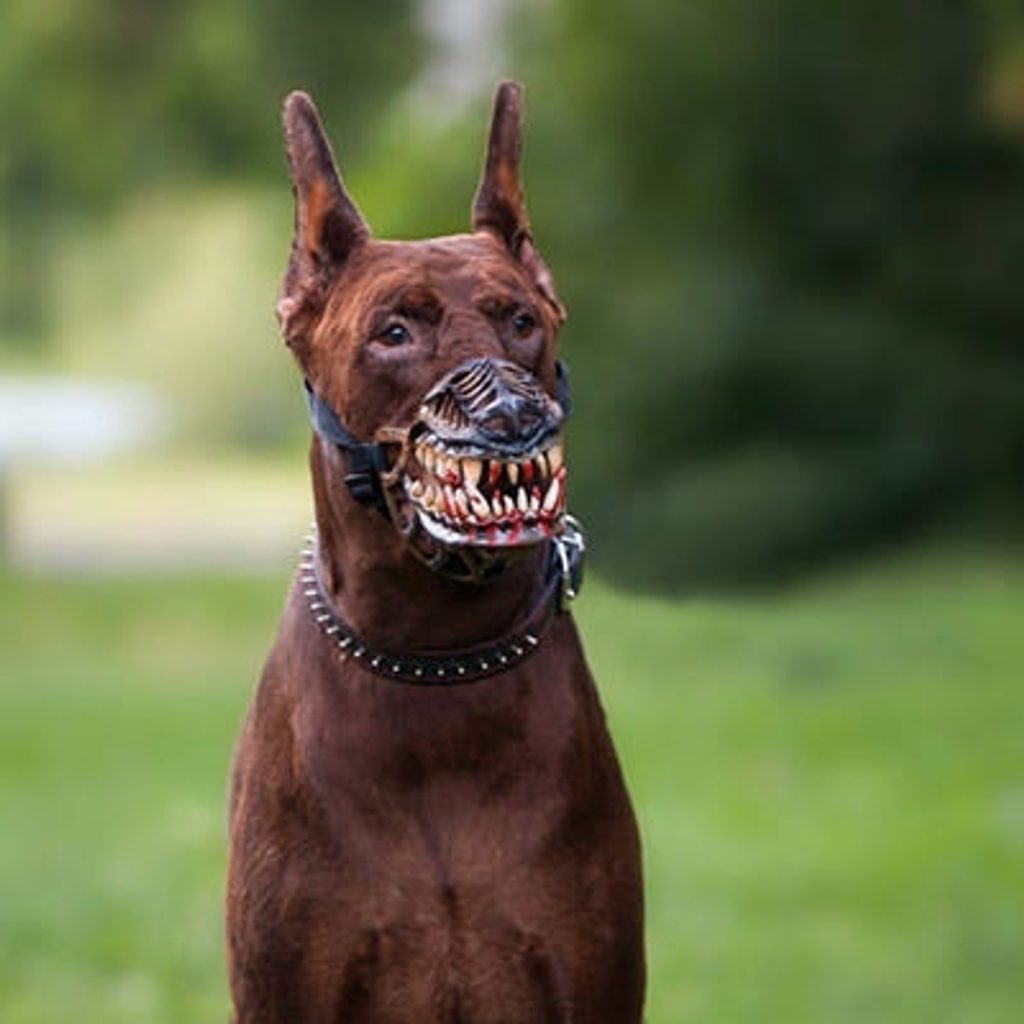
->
[[412, 442, 564, 528], [469, 491, 490, 520], [542, 477, 560, 514]]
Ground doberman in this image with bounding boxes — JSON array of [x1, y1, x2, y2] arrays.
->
[[226, 81, 645, 1024]]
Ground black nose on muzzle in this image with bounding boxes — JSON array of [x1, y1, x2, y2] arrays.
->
[[418, 358, 563, 455]]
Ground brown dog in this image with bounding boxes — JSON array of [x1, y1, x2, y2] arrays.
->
[[226, 81, 644, 1023]]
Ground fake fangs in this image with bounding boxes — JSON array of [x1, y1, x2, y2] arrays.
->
[[404, 439, 567, 545]]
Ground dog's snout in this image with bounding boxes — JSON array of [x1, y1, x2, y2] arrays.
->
[[480, 394, 547, 446], [419, 357, 562, 454]]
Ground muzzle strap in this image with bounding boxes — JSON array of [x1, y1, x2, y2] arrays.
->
[[303, 380, 390, 513], [555, 360, 571, 419]]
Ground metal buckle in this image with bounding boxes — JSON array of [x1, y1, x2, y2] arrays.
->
[[554, 514, 586, 609]]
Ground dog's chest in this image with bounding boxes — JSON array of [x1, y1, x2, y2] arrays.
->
[[281, 671, 600, 1020]]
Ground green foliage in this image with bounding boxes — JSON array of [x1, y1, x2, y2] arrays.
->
[[48, 188, 301, 449], [2, 548, 1024, 1020], [1, 0, 421, 204], [0, 0, 424, 344], [505, 0, 1024, 588]]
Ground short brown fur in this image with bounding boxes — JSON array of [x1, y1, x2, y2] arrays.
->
[[226, 82, 644, 1023]]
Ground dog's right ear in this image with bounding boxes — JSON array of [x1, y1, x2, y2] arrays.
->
[[277, 91, 369, 349], [473, 81, 565, 324]]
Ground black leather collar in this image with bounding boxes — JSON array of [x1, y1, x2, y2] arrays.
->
[[299, 516, 585, 685]]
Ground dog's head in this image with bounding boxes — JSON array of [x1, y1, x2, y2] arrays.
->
[[277, 82, 569, 557]]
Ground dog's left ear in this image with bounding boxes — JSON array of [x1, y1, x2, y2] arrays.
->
[[472, 81, 566, 324], [277, 90, 370, 349]]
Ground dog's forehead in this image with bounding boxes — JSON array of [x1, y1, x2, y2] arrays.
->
[[350, 234, 534, 304]]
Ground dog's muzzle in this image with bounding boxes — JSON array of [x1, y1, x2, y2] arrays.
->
[[398, 358, 567, 549]]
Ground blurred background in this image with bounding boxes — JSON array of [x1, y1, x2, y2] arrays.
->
[[2, 0, 1023, 1021]]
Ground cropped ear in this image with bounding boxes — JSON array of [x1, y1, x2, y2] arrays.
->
[[277, 90, 370, 348], [472, 81, 566, 324]]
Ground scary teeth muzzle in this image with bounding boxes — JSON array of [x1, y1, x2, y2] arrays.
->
[[400, 357, 567, 548], [304, 357, 571, 572], [404, 436, 566, 547]]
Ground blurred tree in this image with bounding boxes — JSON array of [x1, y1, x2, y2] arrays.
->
[[0, 0, 423, 347], [5, 0, 1023, 589], [506, 0, 1024, 589]]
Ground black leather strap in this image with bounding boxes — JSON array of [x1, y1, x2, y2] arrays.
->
[[303, 380, 390, 513], [555, 359, 571, 419]]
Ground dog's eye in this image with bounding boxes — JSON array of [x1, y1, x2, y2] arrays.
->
[[380, 322, 411, 346], [512, 312, 537, 337]]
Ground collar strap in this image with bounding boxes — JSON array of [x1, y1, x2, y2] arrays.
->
[[303, 360, 573, 513], [299, 517, 585, 685]]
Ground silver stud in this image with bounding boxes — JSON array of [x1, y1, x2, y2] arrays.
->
[[371, 656, 382, 669], [303, 588, 317, 597], [415, 667, 424, 677], [325, 625, 339, 635], [315, 613, 330, 623], [525, 634, 538, 647], [338, 637, 352, 650], [457, 665, 466, 675]]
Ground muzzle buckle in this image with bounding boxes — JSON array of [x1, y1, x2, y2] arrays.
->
[[554, 514, 586, 609]]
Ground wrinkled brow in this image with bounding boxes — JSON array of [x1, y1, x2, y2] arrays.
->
[[353, 273, 443, 323], [392, 286, 443, 323], [472, 273, 533, 311]]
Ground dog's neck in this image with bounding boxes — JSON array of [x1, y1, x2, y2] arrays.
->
[[308, 440, 547, 652]]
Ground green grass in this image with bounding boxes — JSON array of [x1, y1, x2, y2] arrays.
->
[[2, 549, 1023, 1022]]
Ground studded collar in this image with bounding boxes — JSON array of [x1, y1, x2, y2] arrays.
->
[[298, 518, 585, 685]]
